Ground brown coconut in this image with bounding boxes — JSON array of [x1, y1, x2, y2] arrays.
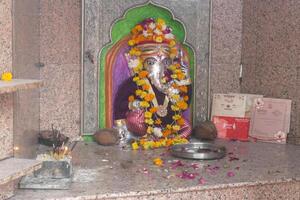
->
[[193, 121, 217, 141], [94, 128, 119, 146]]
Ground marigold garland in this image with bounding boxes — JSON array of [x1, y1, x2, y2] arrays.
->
[[127, 18, 191, 150]]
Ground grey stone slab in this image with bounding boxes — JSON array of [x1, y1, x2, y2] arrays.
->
[[11, 141, 300, 199], [19, 176, 72, 190]]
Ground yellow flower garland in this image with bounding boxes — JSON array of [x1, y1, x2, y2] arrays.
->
[[127, 18, 190, 150]]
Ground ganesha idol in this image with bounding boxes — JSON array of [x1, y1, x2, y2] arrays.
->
[[113, 18, 192, 149]]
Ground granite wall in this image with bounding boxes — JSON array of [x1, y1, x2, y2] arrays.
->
[[242, 0, 300, 144], [39, 0, 81, 138], [0, 0, 13, 160], [12, 0, 41, 159], [210, 0, 243, 96]]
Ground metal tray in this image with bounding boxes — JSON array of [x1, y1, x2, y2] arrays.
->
[[170, 142, 226, 160]]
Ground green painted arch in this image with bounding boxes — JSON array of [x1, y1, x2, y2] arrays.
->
[[99, 2, 195, 128]]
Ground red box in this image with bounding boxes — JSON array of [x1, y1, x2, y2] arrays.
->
[[212, 116, 250, 141]]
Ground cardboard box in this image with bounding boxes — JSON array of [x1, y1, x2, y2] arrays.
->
[[212, 116, 250, 141], [249, 98, 291, 144], [211, 93, 263, 118]]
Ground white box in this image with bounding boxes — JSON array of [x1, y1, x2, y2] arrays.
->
[[211, 93, 263, 118]]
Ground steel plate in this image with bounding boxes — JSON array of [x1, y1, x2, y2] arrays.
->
[[170, 142, 226, 160]]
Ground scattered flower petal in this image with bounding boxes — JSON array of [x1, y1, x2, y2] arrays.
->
[[206, 165, 220, 175], [171, 160, 185, 169], [229, 156, 239, 162], [198, 177, 206, 184], [153, 157, 164, 167], [176, 171, 199, 180], [190, 163, 199, 170], [227, 171, 235, 177]]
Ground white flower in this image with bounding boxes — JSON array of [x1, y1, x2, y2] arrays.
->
[[143, 30, 149, 37], [128, 58, 140, 69], [165, 33, 175, 39], [274, 131, 287, 142], [153, 127, 163, 138], [149, 22, 156, 30], [154, 28, 162, 35], [161, 24, 167, 31], [254, 98, 264, 110]]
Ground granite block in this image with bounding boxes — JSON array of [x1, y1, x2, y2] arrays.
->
[[242, 0, 258, 66], [211, 0, 243, 65], [0, 94, 13, 160], [13, 90, 40, 159], [0, 0, 13, 160], [241, 0, 300, 143], [12, 0, 40, 16], [40, 64, 80, 138], [12, 0, 41, 159], [11, 140, 300, 200], [83, 0, 101, 134], [39, 0, 81, 138], [254, 65, 297, 98], [40, 0, 81, 65], [0, 79, 42, 94], [105, 181, 300, 200], [12, 13, 40, 69], [0, 0, 12, 69], [0, 158, 42, 185], [210, 64, 241, 95], [0, 182, 14, 200]]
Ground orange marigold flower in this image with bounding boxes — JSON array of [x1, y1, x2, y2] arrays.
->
[[142, 84, 150, 91], [177, 72, 185, 80], [149, 107, 158, 113], [131, 24, 143, 35], [155, 118, 162, 125], [177, 118, 185, 126], [183, 95, 189, 101], [139, 139, 146, 145], [138, 70, 149, 79], [179, 86, 188, 93], [162, 129, 172, 138], [128, 95, 135, 102], [171, 83, 179, 89], [166, 139, 173, 147], [177, 100, 188, 110], [153, 157, 163, 167], [144, 93, 155, 102]]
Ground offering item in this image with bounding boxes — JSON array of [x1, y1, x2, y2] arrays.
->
[[170, 142, 226, 160], [250, 98, 291, 144], [114, 18, 192, 149]]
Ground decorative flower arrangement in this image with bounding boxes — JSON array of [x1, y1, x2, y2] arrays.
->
[[127, 18, 190, 150]]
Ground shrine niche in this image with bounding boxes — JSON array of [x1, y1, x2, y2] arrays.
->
[[99, 3, 195, 148]]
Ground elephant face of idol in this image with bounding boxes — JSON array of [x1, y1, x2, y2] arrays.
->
[[138, 43, 172, 93]]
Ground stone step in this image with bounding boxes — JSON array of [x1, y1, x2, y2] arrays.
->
[[0, 158, 42, 186], [0, 79, 42, 94]]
